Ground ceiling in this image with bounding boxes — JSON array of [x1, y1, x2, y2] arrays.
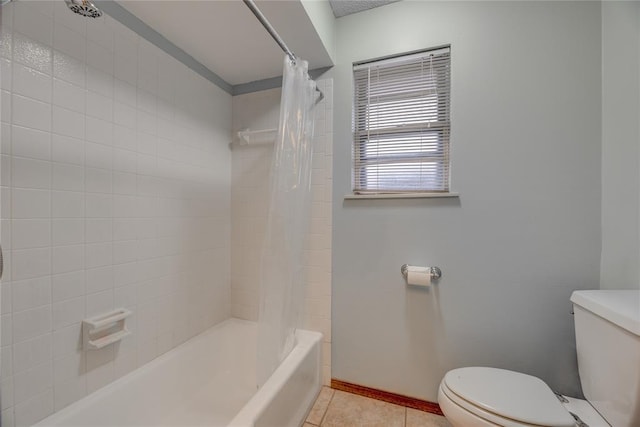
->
[[328, 0, 400, 18], [118, 0, 334, 86]]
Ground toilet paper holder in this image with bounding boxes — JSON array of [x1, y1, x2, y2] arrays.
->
[[401, 264, 442, 281]]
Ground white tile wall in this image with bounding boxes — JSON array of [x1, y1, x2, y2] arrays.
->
[[0, 2, 232, 425], [230, 80, 333, 385]]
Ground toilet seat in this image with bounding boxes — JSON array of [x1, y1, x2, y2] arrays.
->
[[440, 367, 576, 427]]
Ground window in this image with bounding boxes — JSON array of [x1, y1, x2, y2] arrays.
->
[[352, 46, 451, 194]]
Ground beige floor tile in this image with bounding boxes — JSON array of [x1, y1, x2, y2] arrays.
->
[[321, 390, 405, 427], [406, 408, 451, 427], [306, 386, 335, 425]]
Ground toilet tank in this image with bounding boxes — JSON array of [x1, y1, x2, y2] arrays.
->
[[571, 290, 640, 427]]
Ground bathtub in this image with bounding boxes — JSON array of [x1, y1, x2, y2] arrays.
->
[[35, 319, 322, 427]]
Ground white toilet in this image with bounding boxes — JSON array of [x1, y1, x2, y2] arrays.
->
[[438, 290, 640, 427]]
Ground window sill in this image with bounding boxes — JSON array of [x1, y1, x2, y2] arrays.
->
[[344, 192, 459, 200]]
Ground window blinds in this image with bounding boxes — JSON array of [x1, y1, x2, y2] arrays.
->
[[352, 47, 451, 194]]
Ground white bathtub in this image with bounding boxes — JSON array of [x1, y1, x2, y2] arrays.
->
[[35, 319, 322, 427]]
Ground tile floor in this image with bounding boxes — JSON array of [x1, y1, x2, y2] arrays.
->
[[305, 387, 452, 427]]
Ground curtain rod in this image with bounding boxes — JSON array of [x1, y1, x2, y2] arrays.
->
[[242, 0, 324, 103], [242, 0, 296, 63]]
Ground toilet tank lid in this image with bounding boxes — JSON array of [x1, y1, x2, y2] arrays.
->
[[571, 290, 640, 336]]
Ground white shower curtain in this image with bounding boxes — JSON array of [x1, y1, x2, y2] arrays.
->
[[257, 57, 316, 387]]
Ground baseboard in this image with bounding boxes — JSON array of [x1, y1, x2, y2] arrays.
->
[[330, 379, 444, 416]]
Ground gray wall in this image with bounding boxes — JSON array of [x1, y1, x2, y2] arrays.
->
[[600, 1, 640, 291], [331, 1, 602, 400]]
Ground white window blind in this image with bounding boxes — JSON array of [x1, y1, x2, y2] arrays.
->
[[353, 47, 451, 194]]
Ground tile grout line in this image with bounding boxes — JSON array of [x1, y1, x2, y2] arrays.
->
[[404, 404, 407, 427], [49, 12, 55, 411], [317, 388, 336, 427]]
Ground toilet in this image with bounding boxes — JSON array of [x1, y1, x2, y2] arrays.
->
[[438, 290, 640, 427]]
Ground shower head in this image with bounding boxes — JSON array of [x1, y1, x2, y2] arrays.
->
[[65, 0, 102, 18]]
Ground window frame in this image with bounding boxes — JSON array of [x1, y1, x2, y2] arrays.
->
[[351, 46, 454, 197]]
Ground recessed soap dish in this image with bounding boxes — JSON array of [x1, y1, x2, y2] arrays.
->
[[82, 308, 132, 350]]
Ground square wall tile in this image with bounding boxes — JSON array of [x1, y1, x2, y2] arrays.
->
[[12, 95, 51, 132]]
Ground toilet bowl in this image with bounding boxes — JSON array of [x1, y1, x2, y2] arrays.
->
[[438, 290, 640, 427]]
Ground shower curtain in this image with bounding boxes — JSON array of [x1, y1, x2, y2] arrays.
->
[[257, 57, 316, 387]]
